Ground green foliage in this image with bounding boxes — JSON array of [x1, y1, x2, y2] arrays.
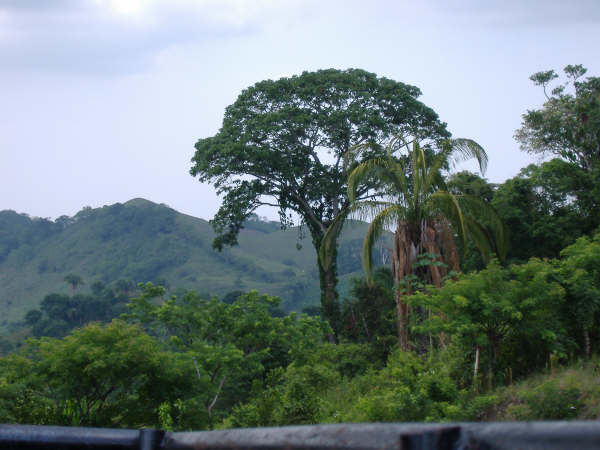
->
[[276, 363, 341, 425], [503, 66, 600, 285], [443, 357, 600, 422], [0, 321, 198, 428], [226, 347, 461, 427], [0, 211, 61, 265], [63, 273, 83, 290], [558, 231, 600, 357], [224, 340, 382, 428], [509, 378, 582, 420], [445, 393, 499, 422], [329, 138, 505, 350], [22, 282, 131, 338], [339, 267, 396, 363], [447, 171, 496, 272], [344, 351, 458, 423], [516, 65, 600, 171], [4, 66, 600, 430], [191, 68, 448, 251], [409, 259, 566, 386], [191, 68, 449, 334], [504, 65, 600, 262], [124, 284, 329, 428], [296, 343, 377, 378], [339, 139, 504, 282], [0, 353, 54, 425], [492, 160, 600, 262]]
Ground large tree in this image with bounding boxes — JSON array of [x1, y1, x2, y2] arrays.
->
[[511, 65, 600, 263], [515, 64, 600, 171], [331, 139, 505, 350], [190, 69, 449, 335]]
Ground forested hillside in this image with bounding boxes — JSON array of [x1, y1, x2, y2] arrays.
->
[[0, 198, 387, 329]]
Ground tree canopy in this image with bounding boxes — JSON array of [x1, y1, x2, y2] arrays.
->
[[191, 68, 449, 334], [492, 159, 600, 263], [515, 64, 600, 171]]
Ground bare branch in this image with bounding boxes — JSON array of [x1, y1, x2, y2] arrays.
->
[[193, 358, 202, 379], [207, 376, 227, 417]]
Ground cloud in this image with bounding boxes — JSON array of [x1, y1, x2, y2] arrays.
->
[[0, 0, 82, 11], [0, 0, 311, 75], [2, 0, 597, 77], [436, 0, 600, 27]]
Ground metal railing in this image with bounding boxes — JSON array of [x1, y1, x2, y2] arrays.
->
[[2, 421, 600, 449]]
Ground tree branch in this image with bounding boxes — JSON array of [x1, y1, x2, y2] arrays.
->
[[207, 376, 227, 417], [289, 191, 326, 235], [193, 358, 202, 379]]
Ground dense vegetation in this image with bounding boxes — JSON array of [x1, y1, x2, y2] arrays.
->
[[1, 232, 599, 427], [1, 65, 599, 428]]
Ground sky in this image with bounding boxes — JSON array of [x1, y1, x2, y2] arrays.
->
[[1, 0, 599, 222]]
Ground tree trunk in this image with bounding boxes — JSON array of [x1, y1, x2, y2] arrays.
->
[[392, 222, 416, 351], [424, 221, 454, 348], [306, 216, 341, 342], [488, 337, 498, 390], [584, 328, 591, 360], [316, 237, 340, 342], [473, 345, 480, 392], [435, 219, 460, 273], [391, 219, 459, 351], [395, 297, 410, 350], [321, 263, 339, 343], [488, 350, 493, 391], [424, 224, 445, 288]]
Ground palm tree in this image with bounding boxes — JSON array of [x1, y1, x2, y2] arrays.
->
[[322, 137, 506, 350], [64, 273, 84, 292]]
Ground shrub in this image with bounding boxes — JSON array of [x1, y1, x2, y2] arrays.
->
[[509, 378, 582, 420]]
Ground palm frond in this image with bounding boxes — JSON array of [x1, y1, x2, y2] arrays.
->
[[343, 141, 380, 170], [423, 152, 448, 194], [456, 195, 508, 261], [362, 205, 403, 283], [347, 157, 393, 202], [348, 200, 397, 223], [319, 200, 398, 271], [388, 159, 409, 197], [345, 135, 504, 286], [462, 217, 494, 263], [445, 138, 488, 175], [427, 191, 467, 249], [347, 157, 409, 203], [411, 142, 427, 210]]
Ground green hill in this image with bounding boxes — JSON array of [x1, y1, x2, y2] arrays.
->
[[0, 199, 387, 329]]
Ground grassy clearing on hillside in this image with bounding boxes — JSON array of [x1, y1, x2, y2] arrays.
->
[[280, 355, 600, 425], [471, 358, 600, 421]]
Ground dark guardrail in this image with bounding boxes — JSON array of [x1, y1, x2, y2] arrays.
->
[[2, 422, 600, 449]]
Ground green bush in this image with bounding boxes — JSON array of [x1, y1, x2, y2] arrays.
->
[[510, 378, 582, 420], [444, 393, 499, 421], [343, 351, 459, 423]]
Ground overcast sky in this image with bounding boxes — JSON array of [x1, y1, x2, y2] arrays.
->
[[1, 0, 599, 222]]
